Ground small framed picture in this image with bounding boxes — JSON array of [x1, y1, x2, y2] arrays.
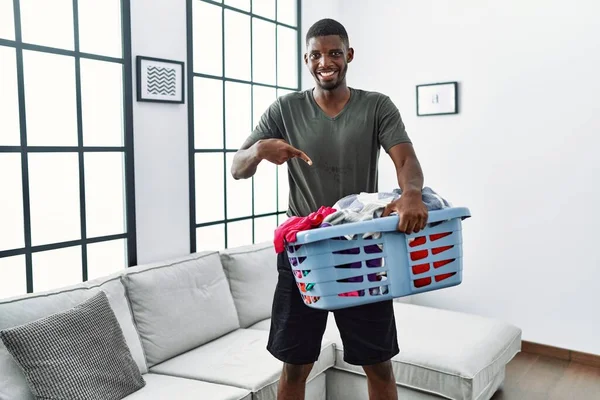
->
[[136, 56, 185, 104], [416, 82, 458, 116]]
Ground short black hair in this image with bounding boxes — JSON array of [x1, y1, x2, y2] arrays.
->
[[305, 18, 349, 48]]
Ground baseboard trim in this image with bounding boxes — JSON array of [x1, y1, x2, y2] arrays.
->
[[522, 341, 600, 368]]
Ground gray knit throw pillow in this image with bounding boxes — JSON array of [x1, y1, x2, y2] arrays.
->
[[0, 291, 145, 400]]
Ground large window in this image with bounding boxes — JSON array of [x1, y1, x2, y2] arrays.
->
[[188, 0, 301, 251], [0, 0, 136, 298]]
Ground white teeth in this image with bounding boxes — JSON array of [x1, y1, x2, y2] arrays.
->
[[320, 71, 335, 77]]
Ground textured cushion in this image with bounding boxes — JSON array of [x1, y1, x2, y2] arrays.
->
[[219, 242, 277, 328], [122, 251, 240, 367], [0, 292, 145, 400], [325, 302, 521, 400], [124, 373, 251, 400], [150, 328, 335, 400], [0, 274, 147, 400]]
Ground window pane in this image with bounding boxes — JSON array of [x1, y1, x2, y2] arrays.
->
[[277, 26, 298, 88], [20, 0, 74, 50], [81, 59, 124, 146], [276, 212, 284, 225], [196, 224, 225, 252], [29, 153, 80, 246], [0, 256, 26, 299], [252, 19, 276, 85], [78, 0, 122, 58], [276, 0, 296, 26], [225, 0, 250, 12], [252, 0, 275, 20], [225, 81, 251, 149], [0, 0, 14, 41], [196, 153, 224, 223], [193, 1, 222, 76], [254, 215, 276, 244], [23, 51, 77, 146], [0, 154, 24, 251], [32, 246, 82, 293], [226, 153, 252, 219], [87, 239, 126, 281], [227, 219, 252, 248], [85, 152, 126, 238], [277, 163, 288, 212], [0, 46, 20, 146], [253, 85, 276, 126], [254, 161, 276, 215], [194, 77, 223, 149], [224, 10, 250, 81], [277, 88, 295, 98]]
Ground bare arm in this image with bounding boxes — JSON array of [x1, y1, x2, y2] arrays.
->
[[382, 143, 428, 233], [231, 137, 263, 180], [231, 138, 312, 180], [387, 143, 424, 195]]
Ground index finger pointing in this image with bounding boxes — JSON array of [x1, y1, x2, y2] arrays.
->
[[294, 149, 312, 165]]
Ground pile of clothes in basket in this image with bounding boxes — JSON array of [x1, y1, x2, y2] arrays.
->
[[273, 188, 451, 303]]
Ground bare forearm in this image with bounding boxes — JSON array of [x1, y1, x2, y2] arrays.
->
[[396, 156, 424, 194], [231, 143, 262, 180]]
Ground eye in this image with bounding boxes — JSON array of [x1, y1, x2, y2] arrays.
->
[[310, 53, 320, 60]]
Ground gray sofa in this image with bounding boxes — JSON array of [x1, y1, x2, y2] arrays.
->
[[0, 241, 522, 400]]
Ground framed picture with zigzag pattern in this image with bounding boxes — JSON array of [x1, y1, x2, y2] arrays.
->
[[136, 56, 185, 103]]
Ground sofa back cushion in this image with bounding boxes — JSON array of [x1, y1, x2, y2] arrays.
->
[[121, 251, 240, 367], [0, 274, 147, 400], [219, 242, 277, 328]]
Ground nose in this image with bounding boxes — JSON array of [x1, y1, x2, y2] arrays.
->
[[318, 54, 334, 68]]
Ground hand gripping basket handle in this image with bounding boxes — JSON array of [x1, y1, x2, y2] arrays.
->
[[293, 207, 471, 245]]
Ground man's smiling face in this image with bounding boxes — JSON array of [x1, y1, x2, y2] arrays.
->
[[304, 35, 353, 91]]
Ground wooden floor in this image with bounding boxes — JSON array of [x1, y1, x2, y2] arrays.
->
[[491, 351, 600, 400]]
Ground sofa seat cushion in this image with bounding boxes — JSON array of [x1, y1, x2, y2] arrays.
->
[[122, 251, 240, 367], [324, 303, 521, 400], [124, 373, 250, 400], [247, 318, 271, 331], [325, 367, 506, 400], [150, 328, 334, 399]]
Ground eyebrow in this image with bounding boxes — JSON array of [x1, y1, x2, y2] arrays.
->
[[310, 49, 343, 54]]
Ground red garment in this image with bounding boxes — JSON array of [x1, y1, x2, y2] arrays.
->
[[274, 206, 336, 253]]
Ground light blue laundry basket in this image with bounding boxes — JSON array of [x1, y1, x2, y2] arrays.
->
[[286, 207, 471, 310]]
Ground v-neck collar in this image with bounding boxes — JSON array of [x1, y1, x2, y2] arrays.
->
[[309, 87, 355, 120]]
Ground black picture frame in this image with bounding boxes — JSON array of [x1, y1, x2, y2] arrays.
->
[[136, 56, 185, 104], [416, 81, 458, 116]]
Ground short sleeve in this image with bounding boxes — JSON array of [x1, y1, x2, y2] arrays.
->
[[248, 99, 285, 144], [378, 96, 412, 152]]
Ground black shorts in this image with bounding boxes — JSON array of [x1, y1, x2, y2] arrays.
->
[[266, 252, 399, 366]]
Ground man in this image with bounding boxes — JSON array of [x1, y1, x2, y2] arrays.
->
[[231, 18, 428, 400]]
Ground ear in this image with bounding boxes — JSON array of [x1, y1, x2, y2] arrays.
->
[[304, 52, 309, 65], [347, 47, 354, 63]]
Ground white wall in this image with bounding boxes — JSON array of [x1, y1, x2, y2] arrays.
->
[[130, 0, 190, 264], [303, 0, 600, 355]]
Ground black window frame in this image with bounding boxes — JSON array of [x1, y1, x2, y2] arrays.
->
[[0, 0, 137, 294], [187, 0, 302, 252]]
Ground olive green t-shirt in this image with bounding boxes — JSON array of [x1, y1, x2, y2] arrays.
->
[[249, 87, 412, 217]]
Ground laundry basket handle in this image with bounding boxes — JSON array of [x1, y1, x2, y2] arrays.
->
[[294, 207, 470, 245]]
